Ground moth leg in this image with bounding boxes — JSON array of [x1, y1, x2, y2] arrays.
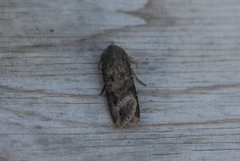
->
[[100, 85, 105, 95], [98, 57, 102, 70], [131, 69, 147, 87], [126, 55, 146, 86]]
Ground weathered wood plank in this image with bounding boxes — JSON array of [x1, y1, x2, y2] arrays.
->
[[1, 0, 240, 161]]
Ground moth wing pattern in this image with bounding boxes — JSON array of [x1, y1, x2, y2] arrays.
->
[[100, 44, 140, 128]]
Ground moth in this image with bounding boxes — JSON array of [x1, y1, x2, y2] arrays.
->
[[99, 43, 145, 128]]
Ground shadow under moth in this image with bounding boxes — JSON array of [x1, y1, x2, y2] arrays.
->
[[99, 44, 145, 128]]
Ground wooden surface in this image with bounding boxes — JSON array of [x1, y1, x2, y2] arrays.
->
[[1, 0, 240, 160]]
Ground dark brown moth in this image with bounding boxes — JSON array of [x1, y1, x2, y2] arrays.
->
[[99, 44, 145, 128]]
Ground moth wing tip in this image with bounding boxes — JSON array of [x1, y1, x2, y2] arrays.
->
[[115, 122, 125, 128], [131, 116, 140, 124], [114, 116, 140, 128]]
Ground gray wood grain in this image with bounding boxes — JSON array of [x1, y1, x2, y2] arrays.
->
[[1, 0, 240, 160]]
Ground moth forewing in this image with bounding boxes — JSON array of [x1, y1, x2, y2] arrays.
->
[[100, 44, 140, 128]]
